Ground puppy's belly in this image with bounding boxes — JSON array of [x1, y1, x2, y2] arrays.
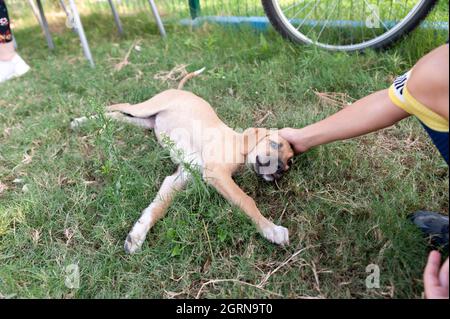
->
[[154, 117, 204, 171], [169, 147, 204, 171]]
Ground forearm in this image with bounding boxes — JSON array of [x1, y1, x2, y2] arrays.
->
[[296, 89, 410, 151]]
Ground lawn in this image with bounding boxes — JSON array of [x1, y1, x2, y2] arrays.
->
[[0, 2, 448, 299]]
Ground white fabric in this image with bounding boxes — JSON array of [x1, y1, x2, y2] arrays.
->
[[0, 54, 30, 83]]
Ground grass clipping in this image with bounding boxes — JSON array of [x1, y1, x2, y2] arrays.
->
[[314, 91, 354, 108], [154, 64, 189, 86]]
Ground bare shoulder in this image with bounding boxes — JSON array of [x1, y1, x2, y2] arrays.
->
[[410, 45, 449, 85], [408, 45, 449, 119]]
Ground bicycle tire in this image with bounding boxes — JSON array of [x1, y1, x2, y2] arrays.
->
[[262, 0, 439, 51]]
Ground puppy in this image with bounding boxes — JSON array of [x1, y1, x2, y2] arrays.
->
[[71, 69, 294, 254]]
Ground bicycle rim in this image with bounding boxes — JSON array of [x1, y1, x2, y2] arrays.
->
[[268, 0, 434, 51]]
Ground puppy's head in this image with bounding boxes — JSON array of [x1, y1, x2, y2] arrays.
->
[[243, 128, 294, 182]]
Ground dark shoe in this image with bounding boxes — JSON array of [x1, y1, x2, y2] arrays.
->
[[410, 211, 449, 250]]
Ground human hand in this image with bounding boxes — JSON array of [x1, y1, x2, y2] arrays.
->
[[424, 251, 449, 299], [278, 128, 309, 155]]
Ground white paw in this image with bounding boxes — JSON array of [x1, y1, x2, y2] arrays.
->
[[70, 117, 87, 130], [124, 232, 146, 254], [124, 208, 154, 254], [261, 224, 289, 246]]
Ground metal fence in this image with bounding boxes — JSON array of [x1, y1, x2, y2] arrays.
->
[[6, 1, 449, 34], [79, 0, 266, 19], [6, 0, 261, 20]]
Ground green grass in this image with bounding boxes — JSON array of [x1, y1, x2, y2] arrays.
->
[[0, 7, 448, 299]]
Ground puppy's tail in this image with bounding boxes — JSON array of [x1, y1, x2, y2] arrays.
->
[[177, 67, 206, 90]]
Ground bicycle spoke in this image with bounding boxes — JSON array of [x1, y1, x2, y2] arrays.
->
[[283, 0, 304, 13], [314, 0, 340, 43], [296, 0, 322, 31], [289, 0, 314, 23]]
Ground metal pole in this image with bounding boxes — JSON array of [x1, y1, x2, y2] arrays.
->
[[31, 0, 55, 50], [59, 0, 77, 34], [188, 0, 201, 19], [67, 0, 95, 67], [28, 0, 42, 24], [147, 0, 166, 38], [59, 0, 69, 17], [108, 0, 124, 35]]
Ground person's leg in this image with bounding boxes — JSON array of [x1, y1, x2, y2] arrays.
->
[[0, 0, 15, 61], [0, 0, 30, 83], [0, 41, 15, 61]]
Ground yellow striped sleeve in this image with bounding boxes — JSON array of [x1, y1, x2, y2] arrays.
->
[[403, 87, 449, 132], [388, 84, 411, 113]]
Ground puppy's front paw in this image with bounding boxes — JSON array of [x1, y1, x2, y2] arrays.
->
[[261, 224, 289, 246], [124, 233, 145, 254], [70, 117, 87, 130]]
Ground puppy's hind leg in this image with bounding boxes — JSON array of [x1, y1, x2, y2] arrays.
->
[[70, 112, 155, 130], [106, 111, 155, 129], [124, 166, 190, 254]]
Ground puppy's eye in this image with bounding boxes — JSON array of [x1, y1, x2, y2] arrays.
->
[[287, 158, 293, 166], [270, 140, 281, 150]]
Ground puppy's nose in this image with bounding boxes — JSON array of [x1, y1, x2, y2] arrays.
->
[[256, 156, 270, 167]]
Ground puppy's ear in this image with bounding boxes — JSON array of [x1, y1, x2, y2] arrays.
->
[[241, 128, 269, 155]]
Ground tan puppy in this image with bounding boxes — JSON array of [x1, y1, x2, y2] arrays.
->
[[71, 69, 294, 254]]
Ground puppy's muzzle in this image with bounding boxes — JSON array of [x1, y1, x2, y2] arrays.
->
[[255, 156, 285, 181]]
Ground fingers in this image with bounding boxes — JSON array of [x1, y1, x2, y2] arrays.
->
[[425, 251, 441, 286], [424, 251, 442, 298], [439, 257, 449, 290], [278, 128, 306, 154]]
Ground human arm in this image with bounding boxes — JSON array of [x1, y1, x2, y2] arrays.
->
[[280, 89, 409, 154]]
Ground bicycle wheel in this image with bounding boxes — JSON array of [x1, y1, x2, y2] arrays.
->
[[262, 0, 438, 51]]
